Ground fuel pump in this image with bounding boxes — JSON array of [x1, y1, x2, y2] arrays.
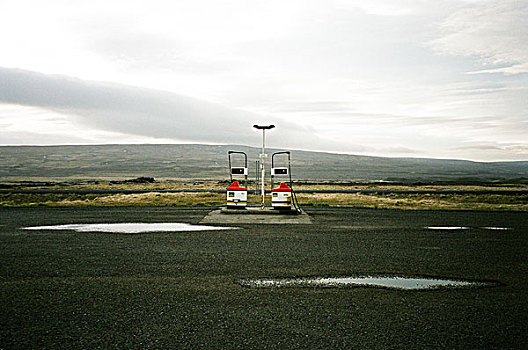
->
[[271, 151, 302, 213], [228, 151, 248, 189], [227, 151, 248, 209]]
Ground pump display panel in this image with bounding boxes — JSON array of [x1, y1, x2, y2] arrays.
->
[[231, 167, 248, 175], [271, 167, 288, 176]]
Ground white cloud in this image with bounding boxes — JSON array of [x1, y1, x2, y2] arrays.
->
[[454, 142, 528, 161], [335, 0, 430, 16], [0, 67, 329, 150], [430, 0, 528, 74], [0, 0, 526, 161], [0, 104, 185, 145]]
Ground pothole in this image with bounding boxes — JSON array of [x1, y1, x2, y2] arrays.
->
[[22, 223, 237, 233], [236, 276, 498, 290]]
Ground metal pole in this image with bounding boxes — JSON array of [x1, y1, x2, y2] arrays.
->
[[253, 125, 275, 208], [228, 154, 232, 183], [255, 160, 259, 195], [260, 129, 265, 207]]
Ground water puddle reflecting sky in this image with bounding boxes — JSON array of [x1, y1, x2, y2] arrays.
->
[[426, 226, 511, 231], [23, 223, 237, 233], [426, 226, 470, 230], [237, 276, 496, 290]]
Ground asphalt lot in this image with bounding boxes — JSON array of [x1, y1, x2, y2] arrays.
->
[[1, 207, 527, 349]]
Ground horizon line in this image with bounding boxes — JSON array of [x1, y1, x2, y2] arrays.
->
[[1, 142, 527, 163]]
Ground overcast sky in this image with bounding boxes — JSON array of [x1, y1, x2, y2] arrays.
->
[[0, 0, 527, 161]]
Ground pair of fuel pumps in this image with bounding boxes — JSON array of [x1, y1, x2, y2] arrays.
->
[[227, 150, 301, 212]]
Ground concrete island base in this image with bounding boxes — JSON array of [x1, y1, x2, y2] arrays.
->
[[200, 206, 313, 224]]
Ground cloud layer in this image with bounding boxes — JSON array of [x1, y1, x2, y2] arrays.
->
[[0, 67, 329, 150], [430, 0, 528, 74], [0, 0, 527, 161]]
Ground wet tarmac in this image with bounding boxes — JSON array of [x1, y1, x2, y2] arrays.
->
[[1, 206, 527, 349]]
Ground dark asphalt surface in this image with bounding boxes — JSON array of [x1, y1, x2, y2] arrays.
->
[[1, 207, 527, 349]]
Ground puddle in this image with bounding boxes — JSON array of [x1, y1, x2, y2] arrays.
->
[[237, 276, 496, 290], [426, 226, 511, 231], [23, 223, 237, 233], [426, 226, 470, 230]]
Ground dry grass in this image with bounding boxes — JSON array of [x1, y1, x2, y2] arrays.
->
[[297, 193, 528, 211], [293, 183, 528, 192], [11, 181, 228, 191], [55, 192, 225, 207], [6, 180, 527, 192], [1, 181, 527, 211]]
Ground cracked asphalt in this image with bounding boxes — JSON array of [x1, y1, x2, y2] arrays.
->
[[1, 207, 527, 349]]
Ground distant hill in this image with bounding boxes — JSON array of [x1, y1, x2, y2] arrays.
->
[[1, 144, 527, 183]]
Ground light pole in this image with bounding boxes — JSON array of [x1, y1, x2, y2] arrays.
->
[[253, 124, 275, 208]]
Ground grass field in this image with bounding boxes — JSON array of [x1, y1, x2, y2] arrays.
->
[[1, 180, 527, 211]]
